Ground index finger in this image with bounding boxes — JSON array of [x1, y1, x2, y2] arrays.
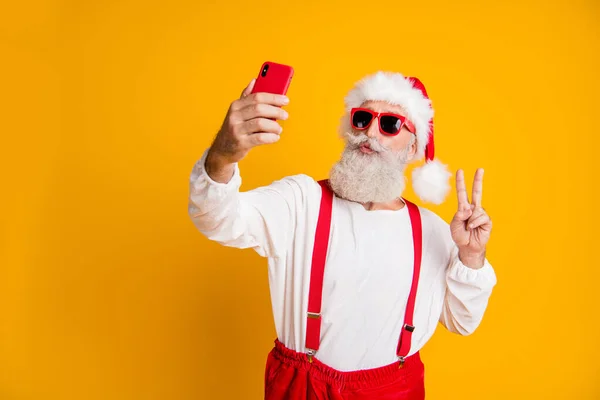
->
[[471, 168, 484, 207], [240, 79, 256, 99], [456, 169, 470, 210]]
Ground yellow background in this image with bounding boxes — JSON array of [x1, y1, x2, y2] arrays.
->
[[1, 0, 599, 398]]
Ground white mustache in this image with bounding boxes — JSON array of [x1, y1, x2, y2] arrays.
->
[[343, 132, 389, 153]]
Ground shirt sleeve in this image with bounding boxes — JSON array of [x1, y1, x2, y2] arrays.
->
[[187, 149, 314, 258], [439, 246, 498, 335]]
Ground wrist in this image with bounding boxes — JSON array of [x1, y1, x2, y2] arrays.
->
[[458, 249, 486, 270], [205, 149, 235, 184]]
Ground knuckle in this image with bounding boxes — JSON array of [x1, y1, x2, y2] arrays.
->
[[230, 100, 241, 111], [251, 92, 262, 102], [250, 119, 261, 131], [255, 134, 267, 146], [255, 118, 267, 130], [253, 103, 264, 115]]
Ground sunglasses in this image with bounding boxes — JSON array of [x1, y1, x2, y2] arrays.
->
[[350, 108, 416, 136]]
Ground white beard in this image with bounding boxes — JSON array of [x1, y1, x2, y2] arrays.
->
[[329, 131, 410, 203]]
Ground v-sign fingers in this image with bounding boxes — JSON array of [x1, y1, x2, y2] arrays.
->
[[456, 169, 470, 211], [472, 168, 484, 207]]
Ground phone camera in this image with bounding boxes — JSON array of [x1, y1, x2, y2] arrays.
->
[[261, 64, 269, 77]]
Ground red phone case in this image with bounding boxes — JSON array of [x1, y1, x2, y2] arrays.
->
[[251, 61, 294, 95]]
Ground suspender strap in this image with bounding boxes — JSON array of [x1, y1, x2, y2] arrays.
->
[[305, 180, 334, 358], [396, 199, 423, 364], [304, 183, 423, 365]]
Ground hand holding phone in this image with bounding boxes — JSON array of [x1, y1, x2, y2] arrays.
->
[[206, 62, 294, 179]]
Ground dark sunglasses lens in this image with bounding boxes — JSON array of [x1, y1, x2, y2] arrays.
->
[[352, 111, 373, 129], [380, 115, 402, 134]]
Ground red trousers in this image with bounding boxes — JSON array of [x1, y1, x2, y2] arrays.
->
[[264, 340, 425, 400]]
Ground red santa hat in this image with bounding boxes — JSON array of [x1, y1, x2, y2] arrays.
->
[[344, 72, 451, 205]]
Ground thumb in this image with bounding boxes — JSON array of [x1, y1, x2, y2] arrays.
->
[[240, 79, 256, 99]]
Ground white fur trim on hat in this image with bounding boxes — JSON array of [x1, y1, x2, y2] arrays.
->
[[411, 159, 451, 205], [344, 71, 433, 159]]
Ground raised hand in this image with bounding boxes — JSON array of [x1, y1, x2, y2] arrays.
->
[[450, 169, 492, 269], [205, 79, 289, 182]]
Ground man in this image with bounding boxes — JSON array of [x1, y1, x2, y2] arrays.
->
[[188, 71, 497, 399]]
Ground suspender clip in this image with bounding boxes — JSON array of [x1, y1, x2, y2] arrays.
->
[[398, 356, 406, 368], [307, 312, 321, 319], [404, 324, 415, 332], [307, 349, 316, 363]]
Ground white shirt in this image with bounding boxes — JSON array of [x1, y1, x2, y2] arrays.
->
[[188, 150, 497, 372]]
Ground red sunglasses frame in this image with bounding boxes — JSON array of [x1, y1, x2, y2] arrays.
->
[[350, 108, 416, 136]]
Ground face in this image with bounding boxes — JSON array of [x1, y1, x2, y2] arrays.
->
[[354, 101, 417, 157], [328, 101, 418, 203]]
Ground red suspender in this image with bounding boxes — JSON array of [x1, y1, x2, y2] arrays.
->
[[396, 199, 423, 367], [305, 180, 334, 361], [305, 181, 423, 366]]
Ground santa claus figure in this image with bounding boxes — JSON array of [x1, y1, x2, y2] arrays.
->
[[189, 71, 497, 399]]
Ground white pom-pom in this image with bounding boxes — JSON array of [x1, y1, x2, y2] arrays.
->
[[411, 159, 452, 205]]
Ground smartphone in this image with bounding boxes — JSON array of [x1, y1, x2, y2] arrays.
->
[[251, 61, 294, 96]]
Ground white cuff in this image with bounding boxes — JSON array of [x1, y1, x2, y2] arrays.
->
[[448, 255, 497, 291], [189, 149, 242, 209]]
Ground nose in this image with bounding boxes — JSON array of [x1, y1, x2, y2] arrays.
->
[[365, 117, 379, 138]]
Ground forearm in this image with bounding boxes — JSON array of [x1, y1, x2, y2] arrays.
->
[[188, 150, 252, 247], [189, 80, 292, 255], [188, 149, 299, 257], [440, 252, 497, 335]]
